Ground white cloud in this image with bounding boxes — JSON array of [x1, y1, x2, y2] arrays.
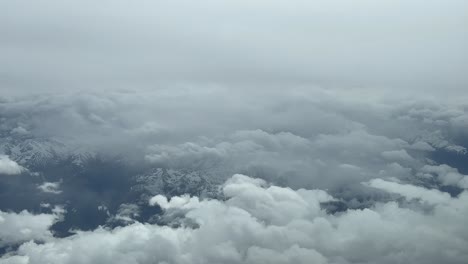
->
[[2, 175, 467, 264], [0, 155, 24, 175], [37, 182, 62, 194], [0, 207, 63, 247], [365, 178, 452, 205], [409, 141, 435, 152], [11, 126, 29, 136], [107, 204, 140, 224], [419, 165, 468, 189]]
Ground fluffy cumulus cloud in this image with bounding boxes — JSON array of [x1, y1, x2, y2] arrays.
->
[[419, 165, 468, 189], [0, 155, 24, 175], [1, 175, 467, 264], [0, 207, 63, 248]]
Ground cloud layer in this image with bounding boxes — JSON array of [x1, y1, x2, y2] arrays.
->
[[1, 1, 467, 263], [1, 0, 467, 96], [1, 174, 467, 264]]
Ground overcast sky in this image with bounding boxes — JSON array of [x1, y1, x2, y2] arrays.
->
[[1, 0, 467, 98]]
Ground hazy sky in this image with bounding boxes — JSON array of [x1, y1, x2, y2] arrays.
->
[[1, 0, 467, 97]]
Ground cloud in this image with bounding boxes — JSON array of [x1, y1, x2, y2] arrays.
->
[[1, 88, 466, 244], [10, 126, 29, 136], [381, 149, 414, 162], [1, 88, 466, 162], [2, 175, 467, 264], [0, 1, 467, 262], [419, 165, 468, 189], [145, 127, 421, 191], [37, 182, 62, 194], [0, 207, 64, 248], [365, 178, 452, 205], [1, 0, 468, 97], [2, 88, 463, 197], [108, 203, 140, 225], [0, 155, 24, 175], [408, 141, 435, 151]]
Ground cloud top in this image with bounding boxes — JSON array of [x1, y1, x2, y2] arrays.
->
[[2, 174, 467, 264], [0, 155, 24, 175]]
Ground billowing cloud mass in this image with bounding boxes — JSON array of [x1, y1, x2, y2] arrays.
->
[[0, 156, 24, 175], [0, 70, 467, 264], [0, 0, 467, 263], [1, 84, 468, 264], [0, 207, 63, 248], [1, 175, 467, 264]]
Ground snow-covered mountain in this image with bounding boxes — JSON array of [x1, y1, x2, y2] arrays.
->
[[0, 136, 92, 168], [0, 133, 223, 236], [1, 134, 220, 201], [133, 167, 221, 199]]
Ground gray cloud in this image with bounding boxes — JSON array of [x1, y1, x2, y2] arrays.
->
[[1, 0, 467, 97], [1, 89, 467, 194], [419, 164, 468, 189], [1, 87, 467, 263]]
